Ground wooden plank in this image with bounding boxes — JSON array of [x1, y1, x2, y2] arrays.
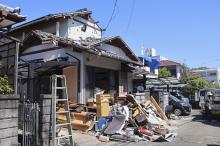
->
[[96, 94, 111, 119], [150, 96, 169, 123], [143, 100, 152, 108]]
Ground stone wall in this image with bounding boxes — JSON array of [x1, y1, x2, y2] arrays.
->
[[0, 95, 19, 146]]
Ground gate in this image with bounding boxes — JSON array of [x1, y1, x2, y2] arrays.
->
[[20, 102, 39, 146]]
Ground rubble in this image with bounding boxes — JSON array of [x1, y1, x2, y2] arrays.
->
[[57, 94, 178, 144]]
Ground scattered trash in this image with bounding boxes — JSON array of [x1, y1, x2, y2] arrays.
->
[[98, 135, 109, 142], [140, 127, 154, 136], [57, 93, 178, 143]]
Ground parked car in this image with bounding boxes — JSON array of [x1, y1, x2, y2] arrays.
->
[[170, 92, 189, 103], [169, 95, 192, 116]]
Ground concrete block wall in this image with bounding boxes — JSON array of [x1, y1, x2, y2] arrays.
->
[[0, 95, 19, 146], [39, 94, 52, 146]]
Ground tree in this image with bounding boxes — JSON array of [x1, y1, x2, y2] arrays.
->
[[0, 76, 13, 94], [182, 76, 214, 91], [158, 67, 171, 78], [180, 64, 217, 98]]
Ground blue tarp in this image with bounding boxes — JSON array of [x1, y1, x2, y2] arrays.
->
[[150, 59, 160, 69], [138, 56, 152, 63], [138, 56, 160, 69]]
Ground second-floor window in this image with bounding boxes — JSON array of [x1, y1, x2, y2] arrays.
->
[[81, 24, 87, 32]]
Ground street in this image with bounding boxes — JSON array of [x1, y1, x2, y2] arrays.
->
[[74, 110, 220, 146]]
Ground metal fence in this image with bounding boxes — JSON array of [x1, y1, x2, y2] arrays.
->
[[20, 102, 39, 146]]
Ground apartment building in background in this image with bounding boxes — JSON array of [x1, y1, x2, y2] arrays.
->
[[191, 68, 220, 85]]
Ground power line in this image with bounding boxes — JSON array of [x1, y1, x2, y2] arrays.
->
[[104, 0, 118, 31], [125, 0, 136, 37]]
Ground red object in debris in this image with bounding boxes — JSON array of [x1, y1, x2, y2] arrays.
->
[[140, 127, 154, 136], [98, 135, 109, 142]]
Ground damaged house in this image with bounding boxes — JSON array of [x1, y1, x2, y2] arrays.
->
[[8, 8, 143, 104]]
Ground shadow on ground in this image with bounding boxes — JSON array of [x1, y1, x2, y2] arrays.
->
[[207, 145, 220, 146], [191, 112, 220, 128]]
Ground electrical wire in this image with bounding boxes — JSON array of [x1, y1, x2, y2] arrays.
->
[[104, 0, 118, 31], [125, 0, 136, 37]]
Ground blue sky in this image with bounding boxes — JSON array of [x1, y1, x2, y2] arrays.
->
[[2, 0, 220, 68]]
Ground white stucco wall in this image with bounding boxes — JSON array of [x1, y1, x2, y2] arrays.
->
[[98, 44, 131, 61], [83, 52, 121, 70], [59, 20, 69, 37], [67, 17, 101, 40], [191, 69, 220, 85], [176, 66, 181, 80], [21, 45, 66, 62]]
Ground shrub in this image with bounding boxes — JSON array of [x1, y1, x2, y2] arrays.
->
[[0, 76, 13, 94]]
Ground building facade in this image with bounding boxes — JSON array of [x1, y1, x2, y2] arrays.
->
[[191, 68, 220, 85], [160, 60, 183, 80], [8, 9, 143, 104]]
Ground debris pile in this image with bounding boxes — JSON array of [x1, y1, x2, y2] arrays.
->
[[57, 94, 177, 143], [95, 94, 177, 143]]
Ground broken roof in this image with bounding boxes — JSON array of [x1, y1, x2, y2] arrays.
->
[[79, 36, 139, 61], [22, 30, 141, 65], [8, 8, 101, 33], [0, 4, 26, 28]]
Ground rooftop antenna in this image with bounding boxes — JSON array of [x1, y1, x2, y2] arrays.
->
[[141, 45, 145, 65]]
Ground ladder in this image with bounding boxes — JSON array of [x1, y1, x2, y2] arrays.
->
[[51, 74, 74, 146]]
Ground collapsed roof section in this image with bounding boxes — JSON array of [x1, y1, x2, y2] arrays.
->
[[8, 8, 102, 34], [21, 30, 142, 65], [0, 4, 26, 29]]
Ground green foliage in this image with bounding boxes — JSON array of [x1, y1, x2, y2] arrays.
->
[[182, 76, 214, 91], [158, 67, 171, 78], [0, 76, 13, 94], [180, 64, 216, 97], [213, 83, 220, 89]]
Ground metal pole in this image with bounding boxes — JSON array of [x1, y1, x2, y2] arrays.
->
[[36, 103, 39, 146], [51, 75, 57, 146], [14, 42, 19, 95]]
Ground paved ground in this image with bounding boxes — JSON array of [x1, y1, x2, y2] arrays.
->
[[73, 110, 220, 146]]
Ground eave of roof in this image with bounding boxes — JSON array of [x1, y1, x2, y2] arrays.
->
[[160, 60, 181, 67], [0, 10, 26, 28], [80, 36, 140, 62], [22, 30, 142, 65]]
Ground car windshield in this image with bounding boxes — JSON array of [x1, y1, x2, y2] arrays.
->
[[170, 95, 181, 102]]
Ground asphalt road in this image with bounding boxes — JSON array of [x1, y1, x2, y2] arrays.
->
[[74, 110, 220, 146]]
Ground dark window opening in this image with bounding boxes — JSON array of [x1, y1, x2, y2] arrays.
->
[[81, 24, 87, 32]]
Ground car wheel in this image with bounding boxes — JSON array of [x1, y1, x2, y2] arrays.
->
[[174, 109, 182, 116]]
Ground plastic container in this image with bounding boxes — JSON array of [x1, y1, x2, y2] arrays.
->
[[140, 127, 154, 136]]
